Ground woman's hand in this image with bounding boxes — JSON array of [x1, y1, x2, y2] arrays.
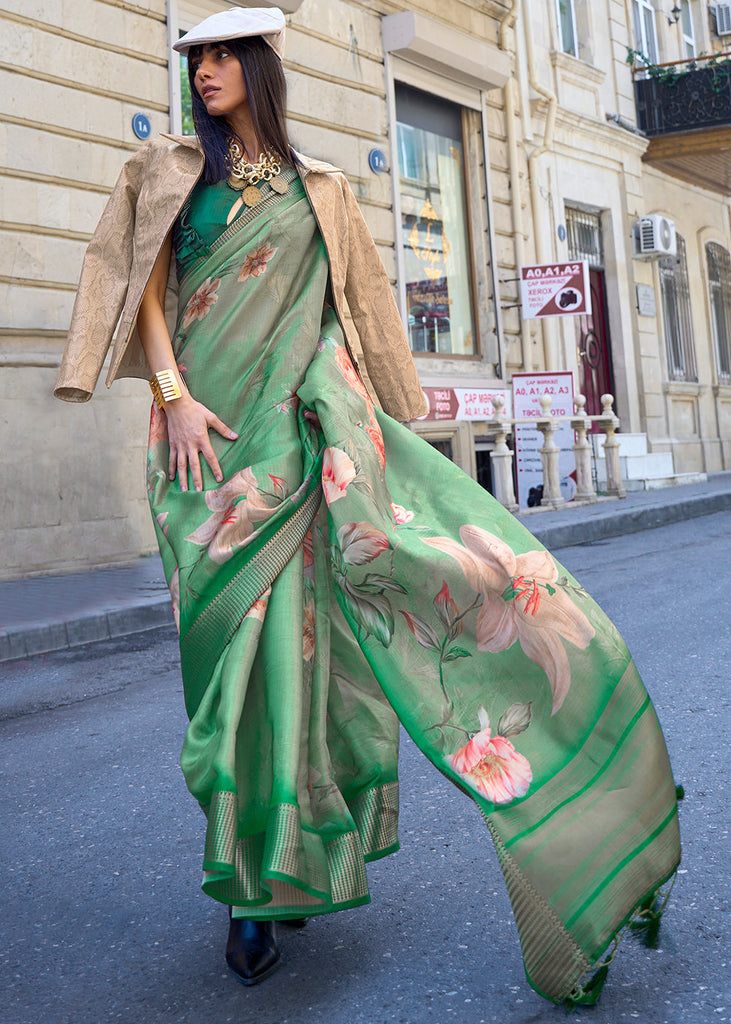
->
[[164, 395, 238, 492], [136, 233, 238, 492]]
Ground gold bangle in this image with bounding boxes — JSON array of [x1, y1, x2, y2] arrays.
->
[[149, 369, 182, 410]]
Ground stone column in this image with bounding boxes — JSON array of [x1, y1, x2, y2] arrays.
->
[[536, 394, 565, 508], [599, 394, 627, 499], [571, 394, 597, 503], [489, 395, 518, 513]]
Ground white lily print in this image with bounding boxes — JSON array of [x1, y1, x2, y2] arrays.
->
[[424, 526, 594, 714], [185, 467, 278, 565]]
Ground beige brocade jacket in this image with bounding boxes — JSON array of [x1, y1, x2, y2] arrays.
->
[[55, 134, 427, 423]]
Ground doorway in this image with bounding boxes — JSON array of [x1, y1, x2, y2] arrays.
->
[[565, 207, 615, 426]]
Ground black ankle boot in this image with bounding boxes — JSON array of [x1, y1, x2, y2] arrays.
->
[[225, 915, 280, 986]]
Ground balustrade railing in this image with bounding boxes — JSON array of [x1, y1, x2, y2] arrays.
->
[[633, 53, 731, 136], [485, 393, 626, 512]]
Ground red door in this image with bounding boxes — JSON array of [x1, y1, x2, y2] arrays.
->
[[577, 269, 614, 429]]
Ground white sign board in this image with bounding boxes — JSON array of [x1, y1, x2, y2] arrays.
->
[[421, 386, 512, 421], [520, 262, 591, 319], [636, 283, 657, 317], [512, 372, 576, 508]]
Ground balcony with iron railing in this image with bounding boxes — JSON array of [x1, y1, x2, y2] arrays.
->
[[630, 52, 731, 195]]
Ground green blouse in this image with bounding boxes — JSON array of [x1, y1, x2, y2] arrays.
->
[[173, 166, 298, 277]]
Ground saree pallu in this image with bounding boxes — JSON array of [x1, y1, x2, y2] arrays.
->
[[147, 172, 681, 1004]]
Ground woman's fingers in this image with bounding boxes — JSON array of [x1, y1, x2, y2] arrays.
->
[[304, 409, 321, 429], [188, 450, 204, 492], [177, 451, 189, 492], [169, 437, 222, 490], [200, 442, 223, 484], [164, 400, 237, 490], [207, 413, 238, 441]]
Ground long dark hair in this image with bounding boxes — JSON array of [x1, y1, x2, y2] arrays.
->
[[188, 36, 296, 184]]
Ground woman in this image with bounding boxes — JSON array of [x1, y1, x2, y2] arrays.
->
[[56, 6, 681, 1004]]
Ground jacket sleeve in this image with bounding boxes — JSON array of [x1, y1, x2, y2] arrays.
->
[[340, 177, 427, 422], [54, 146, 147, 402]]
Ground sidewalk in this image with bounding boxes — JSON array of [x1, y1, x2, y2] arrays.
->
[[2, 472, 729, 665]]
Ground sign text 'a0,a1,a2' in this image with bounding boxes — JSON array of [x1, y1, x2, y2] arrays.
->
[[520, 261, 591, 319]]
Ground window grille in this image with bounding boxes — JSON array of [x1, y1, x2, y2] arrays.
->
[[565, 207, 604, 267], [659, 234, 698, 382], [427, 438, 454, 461], [706, 242, 731, 383]]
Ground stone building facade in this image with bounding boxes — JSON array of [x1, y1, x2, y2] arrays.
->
[[1, 0, 730, 579]]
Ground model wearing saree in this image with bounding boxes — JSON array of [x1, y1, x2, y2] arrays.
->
[[146, 163, 681, 1005]]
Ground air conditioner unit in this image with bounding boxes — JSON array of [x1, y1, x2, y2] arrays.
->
[[633, 215, 677, 260], [714, 2, 731, 35]]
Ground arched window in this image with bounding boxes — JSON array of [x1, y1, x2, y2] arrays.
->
[[658, 234, 697, 382], [706, 242, 731, 383]]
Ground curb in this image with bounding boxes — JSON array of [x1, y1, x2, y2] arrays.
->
[[525, 489, 731, 549], [1, 489, 729, 666], [0, 596, 175, 664]]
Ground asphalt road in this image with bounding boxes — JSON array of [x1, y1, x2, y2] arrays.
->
[[1, 511, 729, 1024]]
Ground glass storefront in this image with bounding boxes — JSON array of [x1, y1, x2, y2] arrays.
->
[[395, 83, 477, 356]]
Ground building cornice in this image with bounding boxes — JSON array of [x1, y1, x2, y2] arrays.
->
[[530, 100, 649, 156]]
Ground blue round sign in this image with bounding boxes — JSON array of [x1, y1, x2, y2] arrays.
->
[[557, 224, 567, 242], [132, 113, 152, 140], [368, 148, 388, 174]]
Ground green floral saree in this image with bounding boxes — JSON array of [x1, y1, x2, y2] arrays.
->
[[146, 167, 680, 1005]]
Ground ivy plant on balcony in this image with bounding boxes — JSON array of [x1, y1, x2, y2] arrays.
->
[[626, 48, 731, 94]]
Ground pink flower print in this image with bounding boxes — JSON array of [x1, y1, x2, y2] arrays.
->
[[169, 567, 181, 632], [183, 277, 221, 328], [434, 580, 462, 637], [148, 402, 168, 449], [364, 423, 386, 469], [245, 588, 271, 623], [276, 395, 299, 415], [334, 345, 372, 404], [400, 610, 440, 651], [390, 503, 414, 525], [423, 526, 595, 714], [303, 530, 315, 580], [303, 599, 316, 661], [238, 244, 277, 282], [447, 708, 532, 804], [322, 447, 356, 505], [337, 521, 390, 565], [185, 467, 277, 564], [268, 474, 288, 500]]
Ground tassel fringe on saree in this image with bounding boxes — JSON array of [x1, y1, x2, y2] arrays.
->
[[147, 168, 681, 1005]]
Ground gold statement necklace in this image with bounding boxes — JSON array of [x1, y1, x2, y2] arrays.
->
[[226, 139, 289, 224]]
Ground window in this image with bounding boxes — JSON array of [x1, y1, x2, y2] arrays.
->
[[427, 438, 454, 460], [565, 206, 604, 267], [556, 0, 578, 56], [680, 1, 696, 59], [706, 243, 731, 383], [659, 234, 697, 381], [179, 39, 195, 134], [632, 0, 659, 64], [395, 83, 477, 356]]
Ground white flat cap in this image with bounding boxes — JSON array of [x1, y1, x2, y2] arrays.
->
[[173, 6, 286, 59]]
